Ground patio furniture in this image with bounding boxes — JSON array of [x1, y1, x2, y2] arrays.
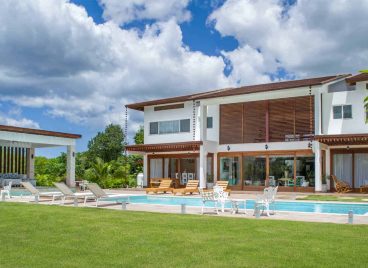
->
[[1, 181, 12, 199], [213, 185, 229, 212], [215, 181, 231, 196], [230, 198, 247, 215], [21, 181, 62, 203], [84, 183, 129, 207], [173, 180, 199, 195], [359, 185, 368, 193], [0, 173, 36, 187], [145, 179, 173, 194], [331, 175, 353, 193], [254, 186, 278, 216], [53, 182, 93, 206], [199, 188, 219, 214], [268, 176, 276, 187], [181, 173, 188, 185]]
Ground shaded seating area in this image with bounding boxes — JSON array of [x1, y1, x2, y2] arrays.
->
[[145, 179, 173, 194], [0, 173, 36, 187], [173, 180, 199, 195], [331, 175, 353, 193]]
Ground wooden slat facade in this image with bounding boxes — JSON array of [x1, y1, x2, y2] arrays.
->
[[0, 146, 28, 174], [220, 96, 314, 144]]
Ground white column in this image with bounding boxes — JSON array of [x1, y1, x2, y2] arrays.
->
[[143, 154, 148, 187], [199, 104, 207, 141], [66, 145, 76, 187], [213, 153, 218, 183], [27, 148, 35, 178], [325, 148, 331, 190], [314, 142, 322, 192], [199, 145, 207, 188]]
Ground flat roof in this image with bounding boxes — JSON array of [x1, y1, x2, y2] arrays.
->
[[126, 74, 350, 111], [0, 125, 82, 139]]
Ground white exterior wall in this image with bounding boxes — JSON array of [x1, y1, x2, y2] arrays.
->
[[321, 81, 368, 134]]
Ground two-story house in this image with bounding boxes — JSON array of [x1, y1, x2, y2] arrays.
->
[[126, 73, 368, 192]]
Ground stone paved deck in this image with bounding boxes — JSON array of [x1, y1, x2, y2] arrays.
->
[[3, 188, 368, 225]]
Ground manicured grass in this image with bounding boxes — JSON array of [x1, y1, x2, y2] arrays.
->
[[0, 203, 368, 268], [297, 195, 368, 203]]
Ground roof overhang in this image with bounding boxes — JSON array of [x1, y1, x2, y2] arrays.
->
[[315, 134, 368, 146], [346, 73, 368, 85], [0, 125, 81, 148], [126, 141, 202, 153]]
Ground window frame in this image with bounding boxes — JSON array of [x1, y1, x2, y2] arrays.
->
[[333, 104, 352, 119], [207, 116, 213, 129], [149, 119, 191, 135]]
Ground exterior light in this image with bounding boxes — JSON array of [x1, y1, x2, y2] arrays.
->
[[347, 146, 350, 150], [72, 152, 75, 157], [265, 144, 269, 150], [31, 154, 34, 159], [308, 142, 313, 149], [227, 145, 230, 151]]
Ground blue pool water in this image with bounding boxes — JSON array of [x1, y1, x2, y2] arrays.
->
[[106, 195, 368, 215]]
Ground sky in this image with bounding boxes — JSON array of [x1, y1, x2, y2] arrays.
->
[[0, 0, 367, 157]]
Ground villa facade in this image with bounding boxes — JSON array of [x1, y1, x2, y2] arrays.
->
[[126, 73, 368, 192]]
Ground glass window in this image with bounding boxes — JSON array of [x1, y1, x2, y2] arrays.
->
[[343, 105, 352, 119], [333, 154, 353, 186], [180, 119, 190, 132], [149, 122, 158, 134], [354, 153, 368, 188], [149, 158, 163, 178], [269, 155, 295, 187], [333, 106, 342, 119], [207, 117, 213, 128], [243, 156, 266, 186], [219, 156, 241, 187], [295, 156, 315, 187], [159, 120, 179, 134]]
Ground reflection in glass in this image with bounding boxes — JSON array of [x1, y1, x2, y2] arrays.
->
[[295, 156, 315, 187], [243, 156, 266, 186], [269, 156, 294, 187], [220, 156, 240, 186]]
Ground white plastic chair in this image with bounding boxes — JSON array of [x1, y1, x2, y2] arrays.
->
[[213, 185, 229, 212], [254, 186, 278, 216], [1, 181, 12, 199], [199, 188, 219, 214]]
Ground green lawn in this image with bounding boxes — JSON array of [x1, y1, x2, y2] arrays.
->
[[0, 203, 367, 268], [297, 195, 368, 203]]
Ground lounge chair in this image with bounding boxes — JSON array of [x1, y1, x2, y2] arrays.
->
[[199, 186, 229, 214], [254, 186, 278, 216], [21, 182, 62, 203], [173, 180, 199, 195], [199, 188, 219, 214], [84, 183, 128, 207], [145, 179, 173, 194], [1, 181, 12, 200], [216, 181, 231, 195], [331, 175, 353, 193], [53, 182, 93, 206]]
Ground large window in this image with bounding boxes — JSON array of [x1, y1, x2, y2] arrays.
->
[[333, 105, 352, 119], [207, 117, 213, 129], [243, 156, 266, 186], [333, 154, 353, 186], [149, 119, 190, 135], [295, 156, 315, 187], [269, 156, 295, 187], [219, 156, 241, 187]]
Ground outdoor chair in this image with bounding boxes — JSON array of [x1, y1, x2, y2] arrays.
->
[[213, 185, 229, 212], [215, 181, 231, 196], [1, 181, 12, 199], [21, 181, 62, 203], [53, 182, 93, 206], [199, 188, 219, 214], [145, 179, 173, 194], [84, 183, 128, 207], [331, 175, 353, 193], [254, 186, 278, 216], [173, 180, 199, 195]]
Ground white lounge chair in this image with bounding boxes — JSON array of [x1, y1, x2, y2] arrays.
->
[[1, 181, 12, 200], [254, 186, 278, 216], [213, 185, 229, 212], [199, 186, 229, 214], [84, 183, 128, 207], [53, 182, 93, 206], [21, 181, 62, 203], [199, 188, 219, 214]]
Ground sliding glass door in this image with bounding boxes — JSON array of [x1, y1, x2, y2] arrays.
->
[[354, 153, 368, 188], [219, 156, 241, 188], [333, 154, 353, 186]]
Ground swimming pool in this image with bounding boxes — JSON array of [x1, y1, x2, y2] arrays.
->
[[106, 195, 368, 215]]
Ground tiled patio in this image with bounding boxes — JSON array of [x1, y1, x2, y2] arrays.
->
[[3, 188, 368, 225]]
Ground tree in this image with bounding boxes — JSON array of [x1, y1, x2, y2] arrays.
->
[[361, 70, 368, 121], [134, 125, 144, 144], [87, 124, 125, 162]]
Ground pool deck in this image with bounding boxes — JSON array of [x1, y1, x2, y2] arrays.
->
[[3, 188, 368, 225]]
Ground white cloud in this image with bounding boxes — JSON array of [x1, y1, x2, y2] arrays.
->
[[0, 115, 40, 129], [0, 0, 230, 133], [99, 0, 191, 25], [209, 0, 368, 80]]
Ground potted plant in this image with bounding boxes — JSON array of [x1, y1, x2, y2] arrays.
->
[[206, 174, 214, 189], [321, 175, 329, 192]]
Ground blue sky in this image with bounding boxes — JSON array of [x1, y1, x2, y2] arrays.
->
[[0, 0, 367, 158]]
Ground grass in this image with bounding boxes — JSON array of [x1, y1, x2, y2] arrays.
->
[[0, 203, 368, 268], [297, 195, 368, 203]]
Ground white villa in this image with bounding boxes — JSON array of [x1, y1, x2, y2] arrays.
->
[[126, 73, 368, 193]]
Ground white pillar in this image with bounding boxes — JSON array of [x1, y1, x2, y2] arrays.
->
[[66, 145, 75, 187], [27, 148, 35, 178], [199, 104, 207, 141], [199, 145, 207, 188], [314, 142, 322, 192], [143, 154, 148, 187], [325, 148, 331, 190], [213, 153, 218, 183]]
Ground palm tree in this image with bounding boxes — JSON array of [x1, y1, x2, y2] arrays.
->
[[90, 157, 111, 187], [361, 70, 368, 122]]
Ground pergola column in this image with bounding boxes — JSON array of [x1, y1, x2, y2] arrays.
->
[[199, 145, 207, 188], [143, 154, 148, 187], [27, 148, 35, 178], [314, 142, 322, 192], [66, 145, 76, 187]]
